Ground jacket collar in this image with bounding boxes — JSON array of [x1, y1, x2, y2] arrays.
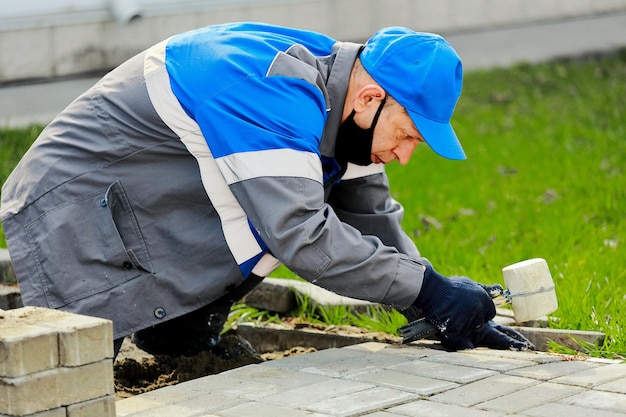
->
[[319, 41, 363, 157]]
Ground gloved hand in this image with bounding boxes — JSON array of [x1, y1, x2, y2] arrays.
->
[[468, 320, 534, 351], [403, 265, 534, 351]]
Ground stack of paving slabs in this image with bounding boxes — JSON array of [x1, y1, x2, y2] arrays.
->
[[0, 306, 115, 417]]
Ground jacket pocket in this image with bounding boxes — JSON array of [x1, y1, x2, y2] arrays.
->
[[25, 181, 154, 308]]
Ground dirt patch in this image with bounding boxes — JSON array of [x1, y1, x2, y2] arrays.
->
[[260, 345, 318, 360], [113, 322, 387, 399], [113, 332, 328, 399], [114, 334, 268, 399]]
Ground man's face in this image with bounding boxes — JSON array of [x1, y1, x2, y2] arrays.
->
[[368, 103, 424, 165]]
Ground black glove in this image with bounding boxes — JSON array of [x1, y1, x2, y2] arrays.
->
[[477, 282, 505, 298], [470, 321, 535, 351], [460, 283, 534, 350], [403, 265, 534, 351]]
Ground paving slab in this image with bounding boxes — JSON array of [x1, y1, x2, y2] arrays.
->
[[559, 390, 626, 414], [422, 350, 539, 372], [522, 402, 626, 417], [387, 359, 497, 384], [506, 359, 602, 380], [597, 378, 626, 395], [386, 400, 505, 417], [477, 382, 585, 414], [346, 368, 459, 396], [258, 379, 375, 409], [116, 342, 626, 416], [429, 373, 540, 407], [551, 362, 626, 388]]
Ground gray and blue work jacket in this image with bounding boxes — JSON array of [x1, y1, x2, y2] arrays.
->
[[0, 22, 426, 339]]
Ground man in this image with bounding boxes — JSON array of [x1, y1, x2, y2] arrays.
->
[[0, 22, 532, 357]]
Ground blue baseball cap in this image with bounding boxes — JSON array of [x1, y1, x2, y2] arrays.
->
[[360, 27, 466, 160]]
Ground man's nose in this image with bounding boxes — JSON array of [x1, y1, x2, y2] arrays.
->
[[396, 141, 418, 165]]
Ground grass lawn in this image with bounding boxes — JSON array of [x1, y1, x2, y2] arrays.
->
[[1, 50, 624, 358], [385, 51, 626, 358]]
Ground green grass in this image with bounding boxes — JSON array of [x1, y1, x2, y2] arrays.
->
[[384, 51, 626, 358], [290, 291, 408, 334], [0, 125, 43, 249], [225, 292, 408, 337], [1, 51, 625, 358]]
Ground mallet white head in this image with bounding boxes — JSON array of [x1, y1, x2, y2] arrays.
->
[[502, 258, 558, 323]]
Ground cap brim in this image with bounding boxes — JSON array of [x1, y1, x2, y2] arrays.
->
[[408, 110, 466, 160]]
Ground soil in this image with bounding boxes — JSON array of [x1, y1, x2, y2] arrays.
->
[[112, 321, 378, 399], [113, 333, 268, 399]]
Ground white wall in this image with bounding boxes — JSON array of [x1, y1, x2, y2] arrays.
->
[[0, 0, 280, 30], [1, 0, 625, 83]]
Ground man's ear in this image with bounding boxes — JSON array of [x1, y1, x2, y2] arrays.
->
[[354, 84, 386, 112]]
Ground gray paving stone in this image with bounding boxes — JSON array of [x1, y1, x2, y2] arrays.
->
[[597, 377, 626, 394], [219, 363, 331, 387], [522, 402, 626, 417], [117, 402, 211, 417], [299, 352, 411, 378], [219, 401, 330, 417], [388, 359, 497, 384], [429, 374, 539, 407], [134, 371, 281, 401], [347, 368, 458, 395], [116, 396, 164, 416], [551, 363, 626, 387], [183, 374, 282, 400], [424, 351, 538, 372], [466, 348, 565, 364], [261, 347, 368, 371], [116, 383, 245, 417], [116, 343, 626, 417], [119, 383, 204, 406], [257, 378, 374, 408], [477, 382, 585, 413], [347, 343, 444, 359], [506, 359, 601, 381], [116, 374, 279, 416], [303, 386, 415, 417], [558, 390, 626, 414], [167, 393, 250, 415], [387, 399, 506, 416]]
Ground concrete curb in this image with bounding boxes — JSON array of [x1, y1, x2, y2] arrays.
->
[[242, 277, 605, 353], [0, 248, 14, 283]]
